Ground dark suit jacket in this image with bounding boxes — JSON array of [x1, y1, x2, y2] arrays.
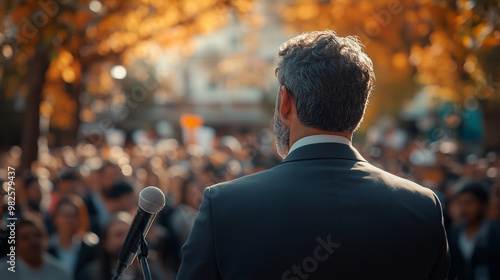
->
[[177, 143, 450, 280], [448, 221, 500, 280]]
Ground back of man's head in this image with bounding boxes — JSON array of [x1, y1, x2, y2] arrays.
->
[[275, 30, 375, 133]]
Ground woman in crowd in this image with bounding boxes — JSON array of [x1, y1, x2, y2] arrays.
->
[[48, 195, 98, 280]]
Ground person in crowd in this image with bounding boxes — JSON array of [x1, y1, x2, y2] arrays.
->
[[24, 174, 60, 238], [0, 177, 9, 257], [105, 180, 137, 214], [145, 172, 160, 189], [169, 176, 203, 257], [488, 188, 500, 221], [83, 168, 110, 236], [157, 193, 181, 272], [0, 214, 72, 280], [49, 170, 82, 215], [448, 183, 500, 280], [80, 212, 171, 280], [99, 162, 123, 196], [156, 167, 188, 272], [48, 195, 97, 280], [23, 175, 44, 215]]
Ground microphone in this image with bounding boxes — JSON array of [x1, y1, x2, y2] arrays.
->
[[112, 186, 165, 280]]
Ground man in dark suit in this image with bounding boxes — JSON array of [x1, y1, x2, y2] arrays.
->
[[177, 30, 449, 280]]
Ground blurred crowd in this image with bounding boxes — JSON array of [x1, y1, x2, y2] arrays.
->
[[360, 126, 500, 279], [0, 130, 280, 280], [0, 126, 499, 280]]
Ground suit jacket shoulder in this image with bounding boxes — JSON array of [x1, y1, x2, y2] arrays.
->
[[178, 143, 449, 280]]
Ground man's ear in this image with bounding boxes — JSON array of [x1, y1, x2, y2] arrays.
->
[[279, 86, 293, 121]]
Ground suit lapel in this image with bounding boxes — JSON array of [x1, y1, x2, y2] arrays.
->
[[281, 143, 367, 164]]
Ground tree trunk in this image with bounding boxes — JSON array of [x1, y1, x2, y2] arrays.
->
[[20, 48, 50, 174], [65, 58, 87, 146]]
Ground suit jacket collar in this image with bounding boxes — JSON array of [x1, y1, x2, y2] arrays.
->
[[281, 142, 367, 164]]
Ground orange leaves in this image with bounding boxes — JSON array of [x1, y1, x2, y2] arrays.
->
[[453, 0, 498, 50], [79, 107, 96, 123], [294, 1, 320, 21], [1, 0, 259, 138], [407, 30, 462, 91], [41, 82, 77, 130], [70, 0, 256, 64], [58, 50, 74, 65], [472, 23, 494, 45], [232, 0, 255, 15], [46, 50, 74, 81], [182, 0, 215, 17], [57, 11, 74, 27], [40, 100, 54, 117], [74, 10, 92, 30], [9, 5, 31, 23], [280, 1, 326, 24], [282, 0, 500, 109], [41, 48, 81, 129], [392, 52, 408, 70], [481, 32, 500, 48], [85, 64, 114, 96], [195, 6, 229, 34]]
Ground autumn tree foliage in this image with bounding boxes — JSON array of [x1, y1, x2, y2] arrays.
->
[[280, 0, 500, 125], [0, 0, 254, 171]]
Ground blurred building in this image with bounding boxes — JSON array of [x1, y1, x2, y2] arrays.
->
[[81, 0, 289, 141]]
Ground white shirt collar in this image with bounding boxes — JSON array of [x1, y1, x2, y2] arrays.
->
[[288, 134, 351, 155]]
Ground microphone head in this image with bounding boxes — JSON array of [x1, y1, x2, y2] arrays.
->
[[139, 186, 165, 214]]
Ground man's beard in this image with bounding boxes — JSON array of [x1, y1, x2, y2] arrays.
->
[[273, 110, 290, 159]]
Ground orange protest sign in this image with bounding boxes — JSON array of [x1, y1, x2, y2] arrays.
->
[[180, 114, 204, 129]]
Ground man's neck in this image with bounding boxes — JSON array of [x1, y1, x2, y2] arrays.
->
[[289, 126, 352, 149]]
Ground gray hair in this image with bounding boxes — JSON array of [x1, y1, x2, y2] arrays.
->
[[275, 30, 375, 133]]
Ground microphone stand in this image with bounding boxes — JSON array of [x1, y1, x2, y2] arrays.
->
[[137, 232, 152, 280]]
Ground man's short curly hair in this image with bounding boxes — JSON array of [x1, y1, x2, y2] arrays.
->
[[275, 30, 375, 133]]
